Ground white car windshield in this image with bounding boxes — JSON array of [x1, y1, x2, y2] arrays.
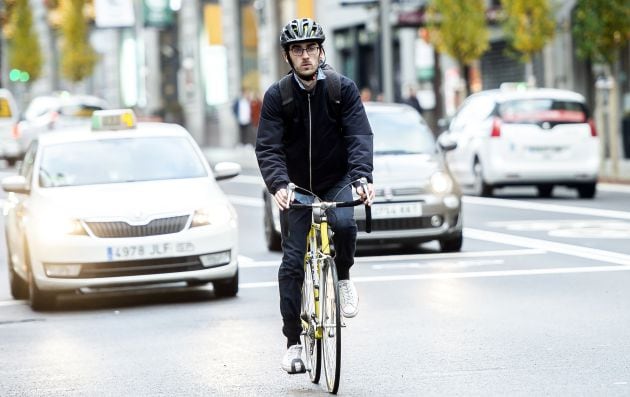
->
[[39, 136, 208, 187], [368, 109, 436, 155]]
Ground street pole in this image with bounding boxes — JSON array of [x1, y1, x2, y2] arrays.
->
[[380, 0, 394, 102]]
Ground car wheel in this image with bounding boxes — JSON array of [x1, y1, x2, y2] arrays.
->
[[439, 231, 463, 252], [213, 270, 239, 298], [537, 185, 553, 198], [28, 267, 57, 311], [25, 247, 57, 311], [473, 162, 493, 197], [264, 198, 282, 251], [577, 183, 596, 199], [7, 243, 28, 299]]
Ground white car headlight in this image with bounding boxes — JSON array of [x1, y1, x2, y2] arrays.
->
[[39, 217, 87, 236], [430, 171, 453, 194], [191, 204, 236, 228]]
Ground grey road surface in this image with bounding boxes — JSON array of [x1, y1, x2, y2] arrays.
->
[[1, 168, 630, 396]]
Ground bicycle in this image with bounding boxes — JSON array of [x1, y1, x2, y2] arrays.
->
[[285, 178, 372, 394]]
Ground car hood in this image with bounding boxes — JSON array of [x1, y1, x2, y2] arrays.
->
[[32, 178, 229, 221], [373, 153, 441, 184]]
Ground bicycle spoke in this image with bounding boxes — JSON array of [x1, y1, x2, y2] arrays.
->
[[322, 259, 341, 394]]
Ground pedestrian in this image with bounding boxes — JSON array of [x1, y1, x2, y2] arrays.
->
[[255, 18, 375, 374], [360, 87, 372, 102], [233, 88, 252, 146], [402, 84, 423, 115]]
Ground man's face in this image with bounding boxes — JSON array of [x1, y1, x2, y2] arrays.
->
[[287, 42, 321, 79]]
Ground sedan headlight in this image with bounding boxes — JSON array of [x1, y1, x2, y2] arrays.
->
[[39, 217, 87, 236], [430, 171, 453, 194], [191, 204, 236, 228]]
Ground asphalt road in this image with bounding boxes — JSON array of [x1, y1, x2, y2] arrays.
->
[[1, 166, 630, 396]]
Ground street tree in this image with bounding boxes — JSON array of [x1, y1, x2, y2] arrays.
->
[[6, 0, 43, 83], [426, 0, 489, 97], [500, 0, 556, 86], [572, 0, 630, 179], [59, 0, 98, 83]]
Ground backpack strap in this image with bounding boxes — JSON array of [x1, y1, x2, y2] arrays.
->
[[279, 73, 294, 127], [322, 68, 341, 124], [279, 69, 342, 130]]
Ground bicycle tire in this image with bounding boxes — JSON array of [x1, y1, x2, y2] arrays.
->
[[301, 257, 321, 383], [321, 256, 341, 394]]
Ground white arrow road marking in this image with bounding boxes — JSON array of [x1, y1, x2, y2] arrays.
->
[[464, 228, 630, 265], [463, 196, 630, 220]]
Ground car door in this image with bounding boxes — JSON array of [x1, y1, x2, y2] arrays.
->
[[445, 96, 495, 185]]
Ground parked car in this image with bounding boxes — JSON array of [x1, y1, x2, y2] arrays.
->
[[14, 92, 108, 161], [3, 109, 241, 310], [440, 86, 599, 198], [263, 102, 463, 252], [0, 88, 21, 165]]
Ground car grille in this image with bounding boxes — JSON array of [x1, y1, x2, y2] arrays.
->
[[53, 255, 207, 278], [357, 216, 439, 232], [85, 215, 190, 238], [374, 187, 425, 196]]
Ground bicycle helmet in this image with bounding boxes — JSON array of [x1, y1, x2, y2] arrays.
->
[[280, 18, 325, 49]]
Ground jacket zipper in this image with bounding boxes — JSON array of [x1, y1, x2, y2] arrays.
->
[[308, 93, 312, 192]]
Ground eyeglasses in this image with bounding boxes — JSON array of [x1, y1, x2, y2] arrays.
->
[[289, 45, 320, 57]]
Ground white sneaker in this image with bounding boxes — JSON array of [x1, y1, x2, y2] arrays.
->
[[338, 280, 359, 318], [281, 344, 306, 374]]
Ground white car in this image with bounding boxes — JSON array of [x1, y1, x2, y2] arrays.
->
[[14, 92, 108, 161], [441, 87, 599, 198], [3, 109, 240, 310]]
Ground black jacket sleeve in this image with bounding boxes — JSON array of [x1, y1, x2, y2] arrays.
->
[[255, 83, 290, 195], [339, 76, 374, 184]]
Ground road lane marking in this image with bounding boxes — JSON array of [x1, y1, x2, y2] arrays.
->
[[237, 249, 546, 268], [463, 196, 630, 220], [239, 264, 630, 288], [464, 228, 630, 266]]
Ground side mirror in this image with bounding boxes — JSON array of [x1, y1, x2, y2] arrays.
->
[[214, 161, 241, 181], [437, 118, 450, 132], [1, 175, 30, 194], [437, 134, 457, 152]]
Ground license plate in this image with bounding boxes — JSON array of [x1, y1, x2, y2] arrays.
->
[[106, 242, 195, 261], [371, 202, 422, 219]]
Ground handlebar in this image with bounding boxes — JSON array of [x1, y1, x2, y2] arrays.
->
[[281, 178, 372, 235]]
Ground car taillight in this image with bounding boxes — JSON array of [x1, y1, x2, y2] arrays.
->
[[587, 118, 597, 137], [490, 117, 501, 137], [11, 123, 21, 139]]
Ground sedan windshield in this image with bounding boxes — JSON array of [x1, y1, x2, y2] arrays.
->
[[368, 108, 436, 155], [39, 136, 208, 187]]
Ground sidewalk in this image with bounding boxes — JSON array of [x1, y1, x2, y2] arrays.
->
[[203, 145, 630, 184]]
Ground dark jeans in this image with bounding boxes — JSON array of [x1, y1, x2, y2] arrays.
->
[[279, 176, 358, 347]]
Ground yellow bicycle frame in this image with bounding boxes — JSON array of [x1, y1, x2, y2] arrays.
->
[[302, 217, 331, 340]]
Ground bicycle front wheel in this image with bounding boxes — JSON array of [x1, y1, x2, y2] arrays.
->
[[321, 257, 341, 394], [301, 258, 321, 383]]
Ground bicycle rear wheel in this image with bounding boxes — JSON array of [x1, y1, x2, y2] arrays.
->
[[321, 257, 341, 394], [301, 258, 321, 383]]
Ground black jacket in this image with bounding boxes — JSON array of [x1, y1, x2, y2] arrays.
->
[[256, 72, 373, 195]]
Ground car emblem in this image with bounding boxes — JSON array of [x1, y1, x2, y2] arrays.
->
[[542, 122, 551, 130], [129, 212, 146, 223]]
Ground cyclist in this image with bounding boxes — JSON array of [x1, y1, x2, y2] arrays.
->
[[255, 18, 375, 374]]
